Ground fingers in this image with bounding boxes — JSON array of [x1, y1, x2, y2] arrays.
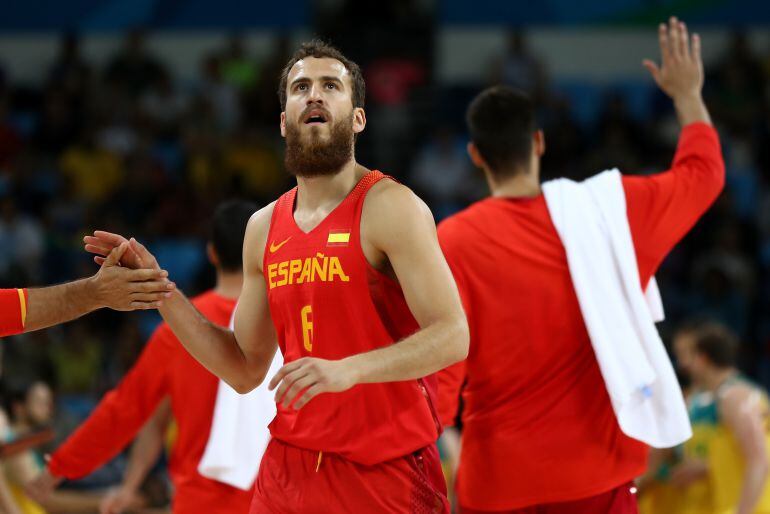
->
[[129, 237, 156, 266], [84, 238, 113, 257], [692, 33, 702, 66], [293, 384, 324, 409], [103, 242, 128, 267], [129, 300, 164, 310], [129, 292, 173, 303], [93, 231, 129, 245], [658, 22, 671, 66], [642, 59, 661, 84], [132, 279, 175, 293], [95, 256, 106, 266], [125, 268, 170, 282], [269, 359, 304, 390], [278, 372, 315, 407], [273, 366, 310, 403], [679, 21, 690, 59]]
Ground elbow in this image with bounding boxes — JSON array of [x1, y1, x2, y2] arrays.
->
[[227, 371, 268, 395], [447, 317, 470, 365]]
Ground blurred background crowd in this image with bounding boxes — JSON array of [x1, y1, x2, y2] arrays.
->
[[0, 0, 769, 511]]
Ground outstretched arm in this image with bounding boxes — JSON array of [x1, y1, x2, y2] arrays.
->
[[83, 207, 279, 394], [0, 243, 173, 337], [625, 18, 725, 282]]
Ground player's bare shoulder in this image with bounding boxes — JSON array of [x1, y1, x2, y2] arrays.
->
[[361, 179, 436, 250], [244, 201, 278, 272]]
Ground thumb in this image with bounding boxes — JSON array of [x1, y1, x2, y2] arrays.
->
[[642, 59, 661, 84], [103, 242, 128, 268]]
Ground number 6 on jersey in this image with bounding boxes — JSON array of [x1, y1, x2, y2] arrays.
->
[[301, 305, 313, 352]]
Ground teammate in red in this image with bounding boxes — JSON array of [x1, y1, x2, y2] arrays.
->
[[437, 19, 724, 514], [82, 41, 468, 513], [27, 202, 257, 514], [0, 247, 172, 338]]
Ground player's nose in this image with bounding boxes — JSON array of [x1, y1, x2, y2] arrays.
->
[[306, 83, 324, 104]]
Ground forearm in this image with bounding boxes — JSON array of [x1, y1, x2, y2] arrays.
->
[[736, 460, 769, 514], [158, 290, 256, 390], [42, 490, 103, 513], [122, 423, 165, 492], [0, 470, 22, 514], [24, 279, 101, 333], [674, 93, 711, 126], [346, 318, 468, 384]]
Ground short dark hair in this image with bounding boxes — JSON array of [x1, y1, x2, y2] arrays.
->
[[678, 320, 740, 368], [278, 39, 365, 111], [210, 200, 258, 272], [466, 86, 536, 178]]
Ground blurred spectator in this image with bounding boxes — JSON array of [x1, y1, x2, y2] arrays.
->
[[220, 33, 258, 90], [222, 124, 283, 198], [59, 125, 123, 203], [410, 125, 472, 217], [709, 32, 765, 135], [104, 29, 166, 99], [49, 322, 102, 395], [46, 33, 91, 105], [3, 381, 104, 513], [0, 94, 22, 170], [198, 54, 239, 134], [0, 198, 44, 283], [490, 31, 548, 102], [140, 69, 188, 140]]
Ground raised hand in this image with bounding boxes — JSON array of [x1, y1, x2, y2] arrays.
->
[[643, 17, 703, 99], [91, 243, 175, 311]]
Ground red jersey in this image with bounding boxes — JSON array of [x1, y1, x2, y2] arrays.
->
[[0, 288, 27, 336], [263, 170, 440, 465], [48, 291, 253, 514], [437, 123, 724, 510]]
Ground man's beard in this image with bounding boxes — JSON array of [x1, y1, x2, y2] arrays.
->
[[284, 113, 355, 177]]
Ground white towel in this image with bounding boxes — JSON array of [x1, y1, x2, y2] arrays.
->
[[543, 169, 691, 448], [197, 309, 283, 490]]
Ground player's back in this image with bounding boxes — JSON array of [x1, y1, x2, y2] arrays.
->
[[438, 195, 647, 509]]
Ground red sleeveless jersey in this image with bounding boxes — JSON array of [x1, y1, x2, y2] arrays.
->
[[263, 171, 440, 465]]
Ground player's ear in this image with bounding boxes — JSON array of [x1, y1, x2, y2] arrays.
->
[[467, 142, 486, 169], [280, 112, 287, 138], [534, 129, 545, 158], [207, 242, 220, 267], [352, 107, 366, 134]]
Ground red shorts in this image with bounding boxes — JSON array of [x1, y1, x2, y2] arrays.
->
[[459, 483, 638, 514], [250, 438, 449, 514]]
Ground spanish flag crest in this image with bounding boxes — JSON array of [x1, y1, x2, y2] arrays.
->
[[327, 230, 350, 247]]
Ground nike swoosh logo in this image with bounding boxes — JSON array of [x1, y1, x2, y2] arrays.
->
[[269, 237, 292, 253]]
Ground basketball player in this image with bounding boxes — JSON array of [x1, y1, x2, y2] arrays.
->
[[0, 244, 173, 338], [82, 40, 468, 513], [639, 322, 770, 514], [436, 18, 723, 513], [27, 201, 257, 514]]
